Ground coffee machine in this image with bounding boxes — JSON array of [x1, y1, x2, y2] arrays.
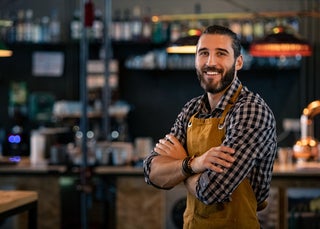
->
[[293, 100, 320, 162]]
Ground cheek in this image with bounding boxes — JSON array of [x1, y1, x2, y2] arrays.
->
[[195, 57, 207, 68]]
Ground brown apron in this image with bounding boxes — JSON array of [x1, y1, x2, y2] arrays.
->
[[184, 85, 260, 229]]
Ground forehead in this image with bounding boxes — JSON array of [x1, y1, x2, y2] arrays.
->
[[197, 34, 234, 53]]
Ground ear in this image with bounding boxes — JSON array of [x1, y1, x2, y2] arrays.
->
[[235, 55, 243, 70]]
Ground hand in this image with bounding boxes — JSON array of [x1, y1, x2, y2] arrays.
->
[[192, 146, 235, 173], [154, 134, 187, 160]]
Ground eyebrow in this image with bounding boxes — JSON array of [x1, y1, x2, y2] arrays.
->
[[197, 47, 230, 54], [216, 48, 229, 54]]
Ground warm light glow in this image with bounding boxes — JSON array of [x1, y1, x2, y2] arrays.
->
[[250, 43, 312, 57], [188, 29, 202, 36], [272, 26, 284, 34], [302, 100, 320, 118], [249, 25, 312, 57], [166, 45, 197, 54], [166, 35, 199, 54], [0, 49, 12, 57], [151, 16, 159, 23]]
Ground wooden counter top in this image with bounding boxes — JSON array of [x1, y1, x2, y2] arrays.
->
[[1, 156, 320, 177], [94, 166, 143, 176], [272, 162, 320, 176], [0, 190, 38, 214]]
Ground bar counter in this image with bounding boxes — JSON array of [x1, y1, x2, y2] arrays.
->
[[0, 159, 320, 229]]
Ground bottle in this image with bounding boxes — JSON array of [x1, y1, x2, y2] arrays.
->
[[170, 21, 181, 42], [6, 11, 17, 43], [70, 9, 82, 40], [229, 20, 242, 40], [49, 9, 61, 43], [41, 16, 50, 43], [23, 9, 33, 42], [32, 18, 42, 43], [141, 7, 152, 42], [92, 9, 104, 42], [241, 20, 253, 43], [131, 5, 142, 41], [152, 16, 164, 44], [16, 9, 25, 42], [122, 9, 132, 41], [111, 9, 122, 41], [253, 19, 265, 40]]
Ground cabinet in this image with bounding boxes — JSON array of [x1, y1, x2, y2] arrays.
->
[[270, 164, 320, 229]]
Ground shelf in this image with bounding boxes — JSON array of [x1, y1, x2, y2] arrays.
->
[[54, 112, 104, 119], [154, 11, 320, 21]]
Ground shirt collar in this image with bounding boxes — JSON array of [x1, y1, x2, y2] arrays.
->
[[200, 77, 242, 113]]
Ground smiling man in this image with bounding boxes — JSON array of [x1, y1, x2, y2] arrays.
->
[[143, 25, 277, 228]]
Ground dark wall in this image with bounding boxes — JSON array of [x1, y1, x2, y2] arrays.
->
[[0, 43, 79, 131], [0, 41, 312, 148], [119, 65, 302, 142]]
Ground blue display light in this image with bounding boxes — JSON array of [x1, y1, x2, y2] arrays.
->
[[8, 134, 21, 144]]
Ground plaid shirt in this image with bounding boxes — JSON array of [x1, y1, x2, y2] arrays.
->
[[144, 77, 277, 205]]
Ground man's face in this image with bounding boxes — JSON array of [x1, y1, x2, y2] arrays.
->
[[195, 34, 243, 94]]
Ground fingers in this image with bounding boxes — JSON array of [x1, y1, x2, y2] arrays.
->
[[211, 146, 235, 162], [193, 146, 236, 173], [165, 134, 176, 143], [154, 135, 176, 154], [208, 146, 235, 172], [154, 139, 171, 155], [206, 157, 233, 173], [154, 134, 187, 159], [218, 145, 236, 155]]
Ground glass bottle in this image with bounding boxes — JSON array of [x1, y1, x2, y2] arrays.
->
[[70, 9, 82, 40], [23, 9, 33, 42], [141, 7, 152, 42], [131, 5, 142, 41], [111, 9, 122, 41], [122, 9, 132, 41], [32, 18, 42, 43], [16, 9, 25, 42], [49, 9, 61, 43], [92, 9, 104, 42], [6, 11, 17, 43], [41, 16, 50, 43]]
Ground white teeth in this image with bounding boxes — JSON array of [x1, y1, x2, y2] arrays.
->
[[206, 71, 219, 75]]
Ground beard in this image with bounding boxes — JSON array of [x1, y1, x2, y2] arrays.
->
[[197, 65, 236, 94]]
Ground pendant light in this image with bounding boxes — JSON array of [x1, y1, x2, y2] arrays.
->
[[166, 23, 201, 54], [0, 41, 12, 57], [249, 25, 312, 57], [166, 35, 200, 54]]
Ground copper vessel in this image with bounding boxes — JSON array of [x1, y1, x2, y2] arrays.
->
[[293, 100, 320, 162]]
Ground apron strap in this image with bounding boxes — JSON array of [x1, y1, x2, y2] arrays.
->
[[218, 84, 242, 129]]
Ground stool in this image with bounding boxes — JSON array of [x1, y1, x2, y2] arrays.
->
[[0, 190, 38, 229]]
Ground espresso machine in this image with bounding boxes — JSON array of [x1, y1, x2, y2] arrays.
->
[[293, 100, 320, 162]]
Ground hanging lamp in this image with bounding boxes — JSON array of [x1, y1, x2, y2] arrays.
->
[[249, 25, 312, 57], [0, 41, 12, 57], [166, 28, 200, 54]]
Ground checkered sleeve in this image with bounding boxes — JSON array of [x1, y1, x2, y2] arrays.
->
[[196, 93, 277, 205]]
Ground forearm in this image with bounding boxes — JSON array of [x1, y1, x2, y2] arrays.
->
[[184, 173, 201, 196], [149, 155, 187, 189]]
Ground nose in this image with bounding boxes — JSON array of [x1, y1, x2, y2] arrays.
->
[[206, 54, 216, 66]]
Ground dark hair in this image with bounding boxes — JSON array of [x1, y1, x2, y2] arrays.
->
[[202, 25, 241, 58]]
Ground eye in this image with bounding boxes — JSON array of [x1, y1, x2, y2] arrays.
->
[[198, 50, 209, 56], [216, 51, 226, 56]]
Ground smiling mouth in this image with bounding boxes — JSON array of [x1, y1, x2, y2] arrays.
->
[[205, 70, 220, 76], [203, 68, 222, 76]]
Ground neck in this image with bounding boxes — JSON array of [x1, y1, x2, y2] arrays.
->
[[207, 91, 224, 110]]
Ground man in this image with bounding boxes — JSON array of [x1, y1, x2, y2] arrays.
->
[[143, 25, 277, 228]]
